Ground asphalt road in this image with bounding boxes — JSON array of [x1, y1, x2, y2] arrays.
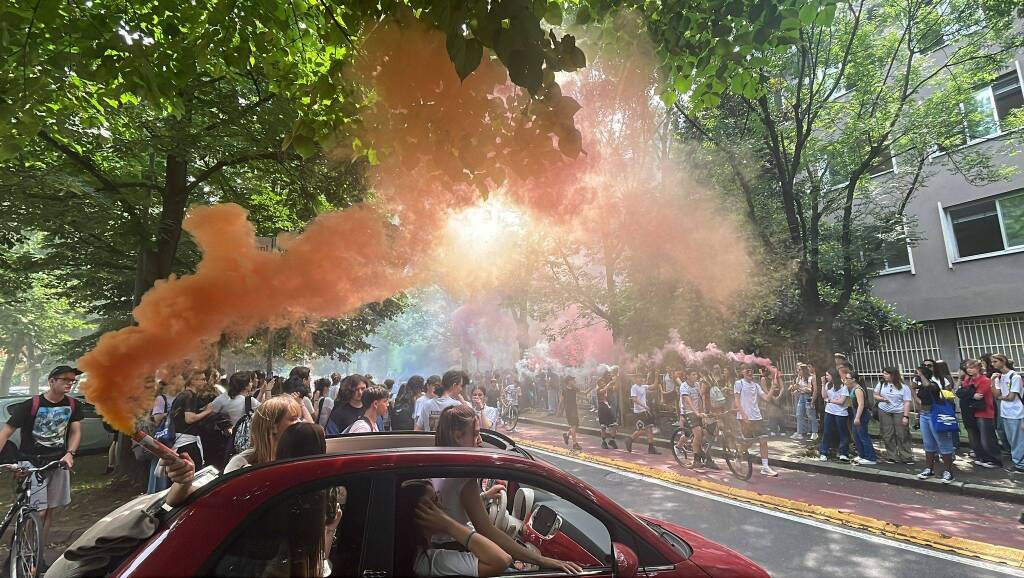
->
[[536, 449, 1023, 578]]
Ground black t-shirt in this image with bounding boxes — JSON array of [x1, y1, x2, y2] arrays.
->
[[329, 402, 365, 433], [6, 395, 84, 460], [171, 389, 203, 436], [562, 386, 579, 417]]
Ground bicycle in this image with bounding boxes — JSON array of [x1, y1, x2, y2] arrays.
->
[[496, 398, 519, 432], [1, 458, 66, 578], [671, 411, 752, 480]]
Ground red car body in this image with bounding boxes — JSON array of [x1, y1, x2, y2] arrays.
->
[[74, 434, 767, 578]]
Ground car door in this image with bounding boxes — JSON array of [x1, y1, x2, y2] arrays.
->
[[382, 464, 640, 578]]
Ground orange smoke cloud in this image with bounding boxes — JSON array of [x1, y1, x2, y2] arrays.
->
[[79, 15, 581, 432]]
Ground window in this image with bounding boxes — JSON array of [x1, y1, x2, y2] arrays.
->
[[868, 146, 895, 176], [211, 478, 369, 577], [964, 70, 1024, 141], [395, 476, 614, 576], [947, 191, 1024, 259], [881, 242, 912, 272]]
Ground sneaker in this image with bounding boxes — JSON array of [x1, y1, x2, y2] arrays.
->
[[941, 471, 954, 484], [625, 438, 633, 453], [838, 455, 849, 462], [790, 433, 803, 440], [608, 439, 618, 449], [810, 433, 819, 441], [917, 468, 934, 479], [706, 460, 721, 470], [858, 459, 877, 465], [573, 443, 582, 451], [760, 466, 779, 477], [975, 460, 997, 469], [819, 454, 828, 461], [903, 459, 915, 465], [648, 445, 660, 455], [885, 458, 898, 464], [1014, 466, 1024, 474], [852, 457, 862, 465], [562, 433, 569, 446], [601, 440, 609, 449], [690, 460, 705, 469]]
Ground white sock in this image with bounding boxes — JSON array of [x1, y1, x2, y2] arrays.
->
[[762, 459, 769, 468]]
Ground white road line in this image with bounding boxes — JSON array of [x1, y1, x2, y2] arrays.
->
[[531, 447, 1024, 577]]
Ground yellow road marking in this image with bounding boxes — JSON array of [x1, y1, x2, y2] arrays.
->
[[515, 437, 1024, 568]]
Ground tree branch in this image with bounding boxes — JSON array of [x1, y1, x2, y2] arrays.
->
[[186, 150, 297, 191]]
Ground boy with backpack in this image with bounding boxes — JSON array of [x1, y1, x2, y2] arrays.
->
[[0, 365, 84, 554]]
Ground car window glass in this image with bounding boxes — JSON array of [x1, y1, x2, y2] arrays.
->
[[395, 476, 612, 577], [211, 478, 369, 578]]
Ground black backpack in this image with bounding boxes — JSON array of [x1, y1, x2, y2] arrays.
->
[[389, 400, 415, 431], [229, 397, 255, 457]]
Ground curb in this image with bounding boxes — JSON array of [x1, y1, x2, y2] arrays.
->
[[516, 437, 1024, 569], [517, 416, 1024, 505]]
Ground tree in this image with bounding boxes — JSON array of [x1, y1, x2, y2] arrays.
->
[[665, 0, 1024, 364]]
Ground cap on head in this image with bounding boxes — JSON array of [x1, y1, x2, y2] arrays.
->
[[48, 365, 82, 380]]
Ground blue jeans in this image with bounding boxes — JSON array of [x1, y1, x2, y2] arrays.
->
[[819, 413, 849, 456], [853, 417, 877, 461], [796, 394, 818, 435], [919, 410, 955, 455], [1002, 417, 1024, 468]]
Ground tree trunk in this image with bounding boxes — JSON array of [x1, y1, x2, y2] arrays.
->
[[25, 339, 40, 395], [0, 345, 19, 396], [134, 153, 190, 306]]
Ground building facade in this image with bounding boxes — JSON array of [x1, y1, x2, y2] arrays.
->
[[866, 53, 1024, 372]]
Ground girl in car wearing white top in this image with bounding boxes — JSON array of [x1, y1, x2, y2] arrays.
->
[[432, 405, 583, 575], [397, 479, 512, 577]]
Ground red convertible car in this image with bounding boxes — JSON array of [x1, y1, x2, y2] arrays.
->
[[50, 431, 768, 577]]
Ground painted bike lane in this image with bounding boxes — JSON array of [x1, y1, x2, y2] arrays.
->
[[508, 423, 1024, 559]]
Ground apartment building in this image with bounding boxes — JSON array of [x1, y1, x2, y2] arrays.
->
[[864, 53, 1024, 373]]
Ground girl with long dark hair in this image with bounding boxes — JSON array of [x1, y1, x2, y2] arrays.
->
[[914, 365, 956, 483]]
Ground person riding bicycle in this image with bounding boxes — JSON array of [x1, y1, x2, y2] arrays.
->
[[502, 381, 520, 411], [0, 365, 84, 569], [677, 369, 719, 470]]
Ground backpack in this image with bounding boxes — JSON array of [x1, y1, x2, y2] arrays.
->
[[389, 400, 415, 431], [229, 396, 255, 456], [931, 397, 959, 434], [154, 394, 175, 446]]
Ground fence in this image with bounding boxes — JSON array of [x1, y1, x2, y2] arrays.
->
[[957, 314, 1024, 365], [847, 325, 941, 375]]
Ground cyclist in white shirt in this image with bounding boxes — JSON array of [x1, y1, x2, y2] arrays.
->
[[624, 378, 660, 455], [735, 365, 779, 476]]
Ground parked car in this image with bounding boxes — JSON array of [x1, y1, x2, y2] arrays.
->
[[49, 431, 768, 577], [0, 395, 114, 457]]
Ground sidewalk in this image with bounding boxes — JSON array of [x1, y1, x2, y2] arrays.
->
[[518, 408, 1024, 505]]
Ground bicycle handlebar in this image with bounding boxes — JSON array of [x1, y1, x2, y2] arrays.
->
[[1, 459, 67, 475]]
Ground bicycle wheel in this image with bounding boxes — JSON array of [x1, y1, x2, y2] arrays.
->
[[670, 429, 689, 467], [12, 510, 43, 578], [722, 435, 753, 481], [506, 406, 518, 431]]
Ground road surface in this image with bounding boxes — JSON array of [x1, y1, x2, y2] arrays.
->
[[535, 448, 1023, 578]]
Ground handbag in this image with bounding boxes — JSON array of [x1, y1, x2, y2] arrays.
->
[[931, 399, 959, 434]]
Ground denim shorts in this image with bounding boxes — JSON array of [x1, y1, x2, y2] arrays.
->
[[919, 410, 956, 455]]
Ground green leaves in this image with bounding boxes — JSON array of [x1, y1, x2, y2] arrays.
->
[[447, 33, 485, 81]]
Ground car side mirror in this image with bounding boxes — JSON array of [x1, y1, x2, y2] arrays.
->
[[613, 542, 639, 578]]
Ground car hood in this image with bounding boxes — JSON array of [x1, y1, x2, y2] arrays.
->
[[638, 515, 769, 578]]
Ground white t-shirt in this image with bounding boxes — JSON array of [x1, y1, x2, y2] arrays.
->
[[630, 383, 648, 413], [825, 386, 850, 416], [430, 477, 473, 544], [503, 384, 519, 405], [328, 384, 340, 401], [416, 396, 463, 432], [315, 396, 335, 428], [997, 371, 1024, 419], [414, 395, 431, 424], [874, 383, 911, 414], [346, 416, 377, 433], [211, 394, 260, 425], [679, 381, 702, 415], [301, 396, 314, 418], [414, 549, 479, 577], [480, 405, 499, 427], [152, 394, 176, 415], [734, 379, 764, 421], [224, 448, 256, 473]]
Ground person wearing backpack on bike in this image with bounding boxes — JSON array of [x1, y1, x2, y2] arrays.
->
[[848, 372, 878, 465], [0, 365, 84, 555]]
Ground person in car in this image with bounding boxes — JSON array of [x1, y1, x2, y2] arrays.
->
[[432, 405, 583, 575], [345, 386, 390, 433], [397, 479, 513, 577], [272, 423, 343, 578]]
